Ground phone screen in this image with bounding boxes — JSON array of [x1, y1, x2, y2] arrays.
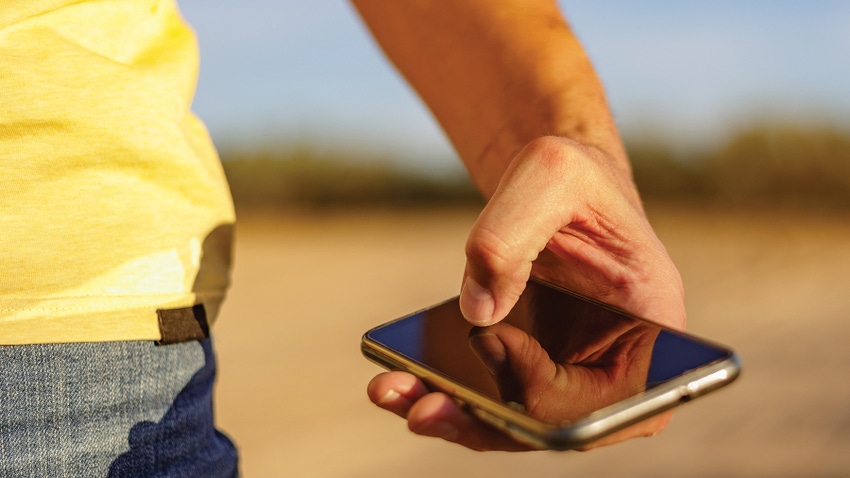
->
[[366, 280, 733, 425]]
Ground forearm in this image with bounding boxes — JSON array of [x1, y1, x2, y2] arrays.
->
[[352, 0, 629, 197]]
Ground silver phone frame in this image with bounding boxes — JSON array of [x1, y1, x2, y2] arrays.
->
[[361, 282, 741, 450]]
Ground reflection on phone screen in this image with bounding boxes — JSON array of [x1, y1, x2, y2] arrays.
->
[[367, 280, 731, 425]]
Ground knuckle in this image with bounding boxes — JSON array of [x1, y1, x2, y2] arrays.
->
[[465, 226, 516, 277], [522, 137, 575, 172], [514, 136, 599, 190]]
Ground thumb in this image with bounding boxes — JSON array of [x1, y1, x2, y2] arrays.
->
[[460, 142, 577, 325]]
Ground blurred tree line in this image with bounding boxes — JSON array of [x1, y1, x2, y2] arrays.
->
[[220, 145, 481, 210], [630, 123, 850, 210], [221, 123, 850, 210]]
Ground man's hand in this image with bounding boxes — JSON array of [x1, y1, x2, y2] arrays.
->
[[460, 136, 685, 329], [353, 0, 686, 451], [368, 138, 686, 451]]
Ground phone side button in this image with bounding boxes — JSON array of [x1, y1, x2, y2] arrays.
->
[[683, 368, 735, 400]]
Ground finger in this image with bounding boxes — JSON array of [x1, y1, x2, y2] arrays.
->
[[461, 138, 584, 326], [367, 371, 430, 418], [405, 392, 530, 451]]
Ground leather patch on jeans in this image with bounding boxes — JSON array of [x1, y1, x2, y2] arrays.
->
[[156, 304, 210, 345]]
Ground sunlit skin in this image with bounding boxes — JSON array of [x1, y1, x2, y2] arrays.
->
[[354, 0, 686, 450]]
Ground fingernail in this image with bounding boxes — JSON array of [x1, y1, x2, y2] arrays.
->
[[469, 333, 506, 376], [460, 277, 495, 326], [378, 389, 401, 405], [377, 389, 412, 413]]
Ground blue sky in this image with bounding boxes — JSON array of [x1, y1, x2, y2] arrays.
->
[[178, 1, 850, 169]]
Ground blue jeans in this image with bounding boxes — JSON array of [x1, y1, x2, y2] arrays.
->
[[0, 338, 238, 477]]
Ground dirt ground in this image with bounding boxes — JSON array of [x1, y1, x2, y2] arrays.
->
[[211, 205, 850, 477]]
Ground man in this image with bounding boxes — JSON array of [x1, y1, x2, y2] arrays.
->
[[353, 0, 686, 451], [0, 0, 684, 473]]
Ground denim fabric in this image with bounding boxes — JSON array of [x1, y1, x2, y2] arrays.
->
[[0, 338, 238, 477]]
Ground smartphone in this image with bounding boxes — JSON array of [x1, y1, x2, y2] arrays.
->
[[362, 278, 740, 450]]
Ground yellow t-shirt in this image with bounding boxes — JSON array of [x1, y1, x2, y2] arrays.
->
[[0, 0, 236, 344]]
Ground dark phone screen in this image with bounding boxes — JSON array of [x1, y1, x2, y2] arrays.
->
[[367, 280, 730, 424]]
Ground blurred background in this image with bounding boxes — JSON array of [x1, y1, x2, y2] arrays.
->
[[178, 1, 850, 476]]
